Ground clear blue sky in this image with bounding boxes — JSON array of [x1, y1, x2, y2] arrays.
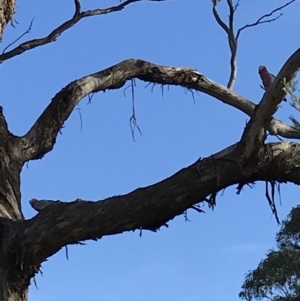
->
[[2, 0, 300, 300]]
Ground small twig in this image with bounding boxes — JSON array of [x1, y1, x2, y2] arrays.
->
[[0, 0, 167, 63], [265, 181, 280, 224], [191, 205, 205, 214], [75, 107, 83, 133], [184, 211, 191, 222], [161, 84, 165, 97], [205, 192, 217, 209], [65, 246, 69, 260], [2, 18, 34, 54], [123, 83, 131, 97], [236, 182, 255, 194], [87, 92, 94, 104], [33, 276, 39, 289], [129, 79, 142, 141], [236, 0, 297, 39], [233, 0, 240, 11], [277, 182, 282, 206]]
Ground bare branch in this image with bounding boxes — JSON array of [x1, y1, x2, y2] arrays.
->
[[20, 141, 300, 268], [16, 57, 300, 163], [227, 0, 235, 31], [212, 0, 237, 89], [212, 0, 230, 35], [236, 0, 297, 40], [2, 18, 34, 54], [265, 181, 280, 224], [212, 0, 297, 89], [0, 0, 167, 63], [226, 0, 237, 89]]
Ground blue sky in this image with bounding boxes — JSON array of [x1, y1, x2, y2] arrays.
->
[[2, 0, 300, 300]]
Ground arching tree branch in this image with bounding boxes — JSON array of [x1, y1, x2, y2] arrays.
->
[[0, 0, 166, 63], [16, 55, 300, 163]]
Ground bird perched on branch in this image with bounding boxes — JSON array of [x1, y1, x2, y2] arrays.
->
[[258, 65, 287, 101], [29, 198, 59, 212]]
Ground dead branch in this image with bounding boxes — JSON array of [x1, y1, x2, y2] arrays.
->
[[2, 18, 34, 54], [212, 0, 237, 89], [0, 0, 166, 63], [20, 141, 300, 268], [15, 55, 300, 163], [265, 181, 280, 224], [212, 0, 297, 89], [236, 0, 297, 40]]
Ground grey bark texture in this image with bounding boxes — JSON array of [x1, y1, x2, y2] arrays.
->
[[0, 1, 299, 300]]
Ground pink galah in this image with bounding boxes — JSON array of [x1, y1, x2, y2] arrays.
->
[[258, 66, 287, 101], [29, 199, 58, 212]]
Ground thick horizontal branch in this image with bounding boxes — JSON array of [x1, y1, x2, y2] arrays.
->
[[0, 0, 166, 63], [19, 141, 300, 268], [16, 58, 300, 163]]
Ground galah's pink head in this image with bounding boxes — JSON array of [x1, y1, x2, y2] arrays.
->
[[259, 65, 267, 74]]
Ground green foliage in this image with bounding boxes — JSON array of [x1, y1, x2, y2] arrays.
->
[[282, 78, 300, 131], [277, 206, 300, 250], [239, 206, 300, 301]]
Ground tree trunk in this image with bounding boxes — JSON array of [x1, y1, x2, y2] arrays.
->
[[0, 258, 29, 301], [0, 107, 30, 300], [0, 217, 30, 301]]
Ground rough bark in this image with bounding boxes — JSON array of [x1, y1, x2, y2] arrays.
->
[[0, 0, 15, 41], [0, 1, 297, 297], [0, 140, 298, 301], [0, 218, 30, 301], [0, 107, 28, 300], [19, 141, 300, 266], [0, 53, 297, 300], [0, 0, 297, 299], [0, 48, 295, 299]]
